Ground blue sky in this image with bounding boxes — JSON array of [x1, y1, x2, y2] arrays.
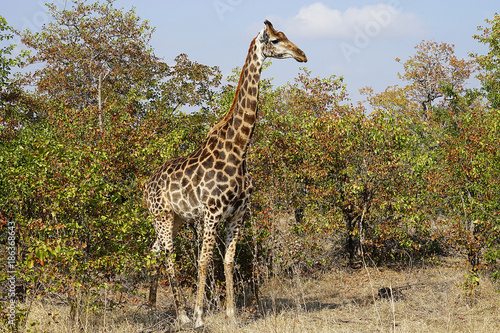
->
[[1, 0, 498, 106]]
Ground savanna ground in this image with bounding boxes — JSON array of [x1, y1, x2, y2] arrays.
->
[[13, 256, 500, 333]]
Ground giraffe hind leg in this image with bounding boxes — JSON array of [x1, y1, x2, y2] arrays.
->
[[148, 235, 164, 307], [148, 256, 160, 308], [150, 210, 191, 326], [224, 213, 244, 324]]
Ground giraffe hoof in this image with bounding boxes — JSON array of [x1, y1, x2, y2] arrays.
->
[[194, 319, 205, 330], [225, 310, 238, 327], [175, 312, 191, 329]]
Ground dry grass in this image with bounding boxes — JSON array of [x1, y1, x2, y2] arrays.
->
[[11, 257, 500, 333]]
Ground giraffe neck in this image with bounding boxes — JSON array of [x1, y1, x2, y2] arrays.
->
[[206, 36, 265, 155]]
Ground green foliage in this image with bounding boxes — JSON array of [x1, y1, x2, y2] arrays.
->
[[441, 105, 500, 271], [471, 13, 500, 108], [0, 16, 27, 89]]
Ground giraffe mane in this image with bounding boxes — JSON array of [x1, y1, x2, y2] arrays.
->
[[206, 37, 258, 138]]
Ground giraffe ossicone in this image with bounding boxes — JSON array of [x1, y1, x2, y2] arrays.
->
[[143, 20, 306, 329]]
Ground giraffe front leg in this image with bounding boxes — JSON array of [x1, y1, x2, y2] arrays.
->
[[194, 214, 219, 329], [224, 214, 243, 324]]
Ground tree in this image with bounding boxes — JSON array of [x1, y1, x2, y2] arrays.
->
[[359, 41, 481, 265], [439, 96, 500, 272], [396, 40, 475, 119], [362, 37, 500, 275], [19, 0, 166, 114], [0, 15, 35, 141], [471, 13, 500, 108], [0, 16, 27, 89]]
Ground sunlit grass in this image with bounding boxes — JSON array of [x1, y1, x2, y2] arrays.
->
[[15, 256, 500, 333]]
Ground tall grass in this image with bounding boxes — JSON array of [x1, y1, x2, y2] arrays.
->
[[10, 256, 500, 332]]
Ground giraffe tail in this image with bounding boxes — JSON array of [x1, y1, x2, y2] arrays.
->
[[142, 187, 149, 210]]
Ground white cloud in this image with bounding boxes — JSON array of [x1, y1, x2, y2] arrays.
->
[[282, 2, 424, 40]]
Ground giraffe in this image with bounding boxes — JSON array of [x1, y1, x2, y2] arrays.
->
[[143, 20, 307, 329]]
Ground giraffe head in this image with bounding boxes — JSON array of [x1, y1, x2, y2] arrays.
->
[[258, 20, 307, 63]]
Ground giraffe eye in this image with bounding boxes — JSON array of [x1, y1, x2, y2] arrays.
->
[[271, 39, 280, 45]]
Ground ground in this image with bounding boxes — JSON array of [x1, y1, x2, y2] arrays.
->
[[15, 256, 500, 332]]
